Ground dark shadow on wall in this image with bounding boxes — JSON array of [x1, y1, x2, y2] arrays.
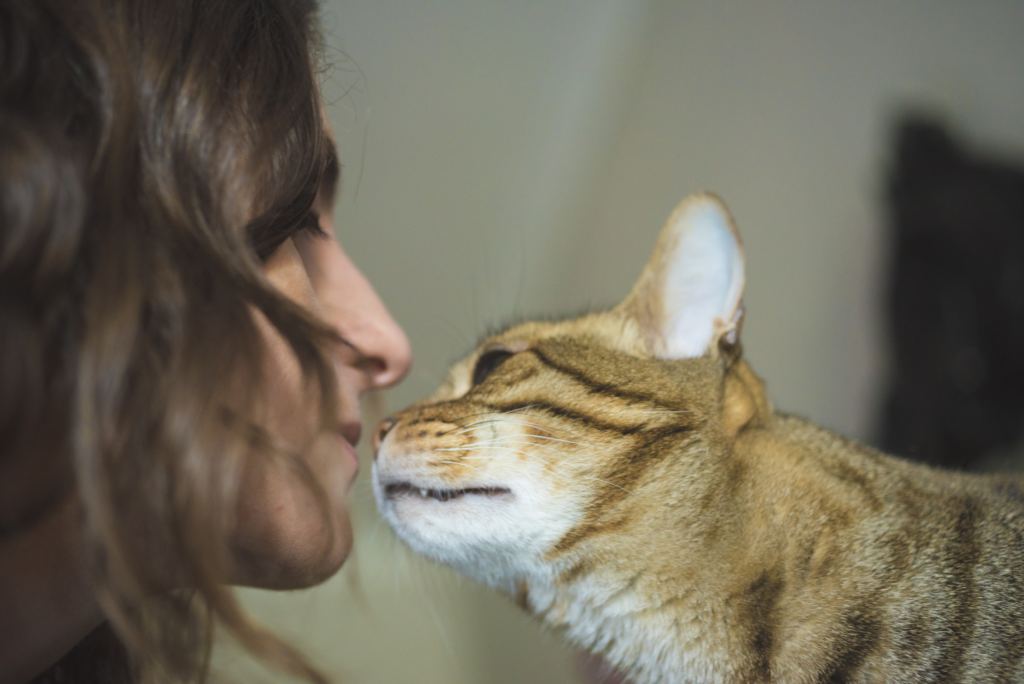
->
[[877, 116, 1024, 471]]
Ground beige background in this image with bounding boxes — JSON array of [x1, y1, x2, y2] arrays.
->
[[215, 2, 1024, 682]]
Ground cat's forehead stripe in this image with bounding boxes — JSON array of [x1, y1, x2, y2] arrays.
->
[[526, 346, 680, 408], [476, 399, 661, 437]]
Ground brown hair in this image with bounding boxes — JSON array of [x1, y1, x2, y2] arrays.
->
[[2, 0, 340, 680]]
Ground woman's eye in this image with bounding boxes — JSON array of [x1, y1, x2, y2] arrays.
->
[[252, 211, 327, 262], [296, 211, 328, 239], [472, 349, 514, 386]]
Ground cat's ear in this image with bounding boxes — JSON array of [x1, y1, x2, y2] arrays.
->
[[616, 193, 745, 359]]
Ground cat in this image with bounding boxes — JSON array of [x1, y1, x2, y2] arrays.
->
[[372, 193, 1024, 684]]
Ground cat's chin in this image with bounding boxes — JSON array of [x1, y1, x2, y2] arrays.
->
[[372, 466, 577, 579]]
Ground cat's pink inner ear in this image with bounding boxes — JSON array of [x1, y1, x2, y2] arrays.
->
[[616, 193, 745, 359]]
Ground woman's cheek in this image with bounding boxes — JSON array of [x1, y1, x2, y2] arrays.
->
[[231, 437, 353, 588], [249, 305, 317, 446], [253, 237, 327, 448], [226, 238, 355, 588]]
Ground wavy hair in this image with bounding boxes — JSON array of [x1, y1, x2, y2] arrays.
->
[[1, 0, 341, 680]]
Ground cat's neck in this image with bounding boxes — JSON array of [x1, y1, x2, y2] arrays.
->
[[524, 537, 770, 684], [517, 437, 784, 684], [513, 392, 867, 684]]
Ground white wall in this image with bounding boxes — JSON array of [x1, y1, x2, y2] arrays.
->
[[218, 2, 1024, 682], [560, 2, 1024, 440]]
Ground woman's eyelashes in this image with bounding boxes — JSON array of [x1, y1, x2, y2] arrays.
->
[[296, 210, 328, 240], [254, 211, 327, 261]]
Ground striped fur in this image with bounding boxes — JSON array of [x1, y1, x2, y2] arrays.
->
[[373, 194, 1024, 684]]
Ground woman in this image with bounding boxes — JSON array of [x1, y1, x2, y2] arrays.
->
[[0, 0, 410, 681]]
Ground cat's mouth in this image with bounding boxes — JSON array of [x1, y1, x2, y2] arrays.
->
[[383, 482, 512, 502]]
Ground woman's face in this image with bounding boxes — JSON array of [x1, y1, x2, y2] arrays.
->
[[231, 166, 411, 589]]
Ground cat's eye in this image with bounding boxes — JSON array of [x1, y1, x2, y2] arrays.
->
[[472, 349, 514, 386]]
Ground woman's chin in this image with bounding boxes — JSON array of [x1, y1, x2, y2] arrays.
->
[[230, 432, 360, 589], [230, 513, 353, 589]]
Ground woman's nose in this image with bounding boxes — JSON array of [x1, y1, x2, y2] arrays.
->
[[347, 306, 412, 390], [294, 232, 412, 390]]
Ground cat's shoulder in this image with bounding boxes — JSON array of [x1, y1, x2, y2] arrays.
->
[[765, 410, 1024, 513]]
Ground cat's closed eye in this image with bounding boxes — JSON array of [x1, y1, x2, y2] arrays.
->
[[472, 349, 514, 386]]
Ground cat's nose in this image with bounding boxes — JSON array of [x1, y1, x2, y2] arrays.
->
[[373, 417, 398, 458]]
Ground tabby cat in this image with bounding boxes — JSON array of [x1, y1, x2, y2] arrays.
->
[[373, 194, 1024, 683]]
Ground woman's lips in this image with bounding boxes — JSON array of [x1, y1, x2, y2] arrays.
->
[[338, 436, 360, 475], [338, 421, 362, 448], [337, 421, 362, 473]]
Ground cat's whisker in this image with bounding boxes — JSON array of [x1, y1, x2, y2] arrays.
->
[[424, 598, 456, 660], [503, 420, 561, 435], [434, 440, 507, 450], [450, 406, 542, 423], [436, 439, 600, 461], [450, 452, 571, 481], [437, 445, 533, 458], [499, 405, 537, 415], [433, 446, 582, 479], [449, 436, 607, 454], [449, 420, 507, 436], [439, 438, 585, 462], [456, 453, 633, 493], [581, 476, 633, 495], [488, 418, 560, 434], [432, 459, 482, 471], [493, 431, 608, 451], [440, 437, 532, 448], [502, 434, 600, 449], [366, 514, 385, 545], [444, 418, 499, 435], [449, 417, 544, 435], [437, 411, 529, 435], [459, 454, 535, 464], [450, 418, 559, 437], [447, 435, 565, 448]]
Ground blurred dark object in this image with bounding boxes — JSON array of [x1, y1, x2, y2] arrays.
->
[[577, 651, 633, 684], [878, 117, 1024, 470]]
